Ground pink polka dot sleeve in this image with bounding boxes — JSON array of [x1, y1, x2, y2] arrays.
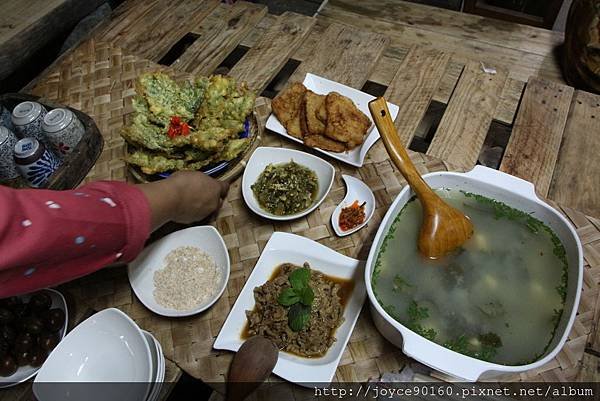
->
[[0, 181, 152, 297]]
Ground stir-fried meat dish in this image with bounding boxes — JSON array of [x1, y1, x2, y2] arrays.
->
[[245, 263, 347, 357]]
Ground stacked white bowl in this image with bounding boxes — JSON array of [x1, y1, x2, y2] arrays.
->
[[32, 308, 165, 401]]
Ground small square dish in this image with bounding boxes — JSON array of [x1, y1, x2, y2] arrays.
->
[[213, 232, 366, 386], [265, 73, 400, 167]]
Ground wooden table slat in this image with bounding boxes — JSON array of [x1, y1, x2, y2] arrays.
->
[[173, 1, 267, 76], [327, 0, 564, 58], [95, 0, 160, 43], [117, 0, 220, 62], [228, 11, 315, 93], [500, 77, 574, 197], [0, 0, 106, 81], [549, 90, 600, 217], [383, 46, 451, 146], [100, 0, 179, 47], [427, 61, 507, 169], [317, 7, 563, 86], [287, 22, 389, 89]]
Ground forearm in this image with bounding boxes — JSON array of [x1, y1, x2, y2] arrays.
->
[[0, 182, 152, 297], [136, 179, 180, 231]]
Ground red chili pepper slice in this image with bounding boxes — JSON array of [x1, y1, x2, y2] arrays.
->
[[166, 116, 190, 138]]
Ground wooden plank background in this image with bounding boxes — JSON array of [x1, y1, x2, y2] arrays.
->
[[427, 62, 507, 169], [383, 47, 450, 146], [500, 78, 574, 197]]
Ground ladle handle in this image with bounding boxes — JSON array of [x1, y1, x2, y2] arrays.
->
[[368, 97, 436, 201]]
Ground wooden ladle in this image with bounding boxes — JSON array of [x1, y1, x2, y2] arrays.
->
[[368, 97, 474, 259], [225, 336, 279, 401]]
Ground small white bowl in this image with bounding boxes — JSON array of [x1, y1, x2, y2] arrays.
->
[[0, 289, 68, 389], [127, 226, 230, 317], [33, 308, 152, 401], [242, 147, 335, 221], [331, 174, 375, 237]]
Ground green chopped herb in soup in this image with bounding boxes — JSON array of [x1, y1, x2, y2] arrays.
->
[[372, 189, 568, 365], [251, 161, 319, 216]]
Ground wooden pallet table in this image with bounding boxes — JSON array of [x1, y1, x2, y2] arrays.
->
[[6, 0, 600, 397]]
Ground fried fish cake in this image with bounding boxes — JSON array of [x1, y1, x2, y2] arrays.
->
[[316, 101, 327, 124], [304, 90, 326, 135], [324, 92, 371, 149], [304, 134, 346, 153], [272, 82, 306, 139], [299, 95, 310, 136]]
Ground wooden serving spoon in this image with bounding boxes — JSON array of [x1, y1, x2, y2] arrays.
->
[[225, 336, 279, 401], [368, 97, 474, 259]]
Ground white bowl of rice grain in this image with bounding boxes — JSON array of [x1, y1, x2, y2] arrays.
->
[[127, 226, 230, 317]]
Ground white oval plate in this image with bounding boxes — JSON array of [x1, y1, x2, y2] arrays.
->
[[266, 73, 400, 167], [127, 226, 230, 317], [331, 174, 375, 237], [242, 146, 335, 221], [0, 288, 68, 389], [214, 232, 366, 386]]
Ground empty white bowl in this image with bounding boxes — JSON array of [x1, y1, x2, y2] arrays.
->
[[331, 174, 375, 237], [128, 226, 230, 317], [242, 147, 335, 221], [33, 308, 152, 401]]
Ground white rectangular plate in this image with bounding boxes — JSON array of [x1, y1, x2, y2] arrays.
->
[[266, 73, 400, 167], [213, 232, 366, 386]]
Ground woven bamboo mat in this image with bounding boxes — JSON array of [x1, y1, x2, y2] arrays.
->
[[29, 40, 600, 388]]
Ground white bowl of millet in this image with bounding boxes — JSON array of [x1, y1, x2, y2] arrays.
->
[[127, 226, 230, 317]]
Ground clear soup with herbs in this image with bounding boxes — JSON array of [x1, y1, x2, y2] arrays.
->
[[372, 189, 568, 365]]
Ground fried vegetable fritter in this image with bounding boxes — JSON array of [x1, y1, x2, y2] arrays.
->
[[122, 72, 255, 174], [136, 73, 208, 126], [127, 137, 249, 175]]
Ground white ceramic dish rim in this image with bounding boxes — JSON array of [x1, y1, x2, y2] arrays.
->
[[127, 225, 231, 317], [213, 231, 366, 386], [0, 288, 69, 389], [265, 73, 400, 167], [34, 308, 153, 386], [331, 174, 375, 237], [364, 165, 584, 381], [241, 147, 335, 221], [142, 331, 165, 401]]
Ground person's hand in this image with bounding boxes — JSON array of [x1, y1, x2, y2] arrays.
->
[[137, 171, 229, 230], [168, 171, 229, 224]]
